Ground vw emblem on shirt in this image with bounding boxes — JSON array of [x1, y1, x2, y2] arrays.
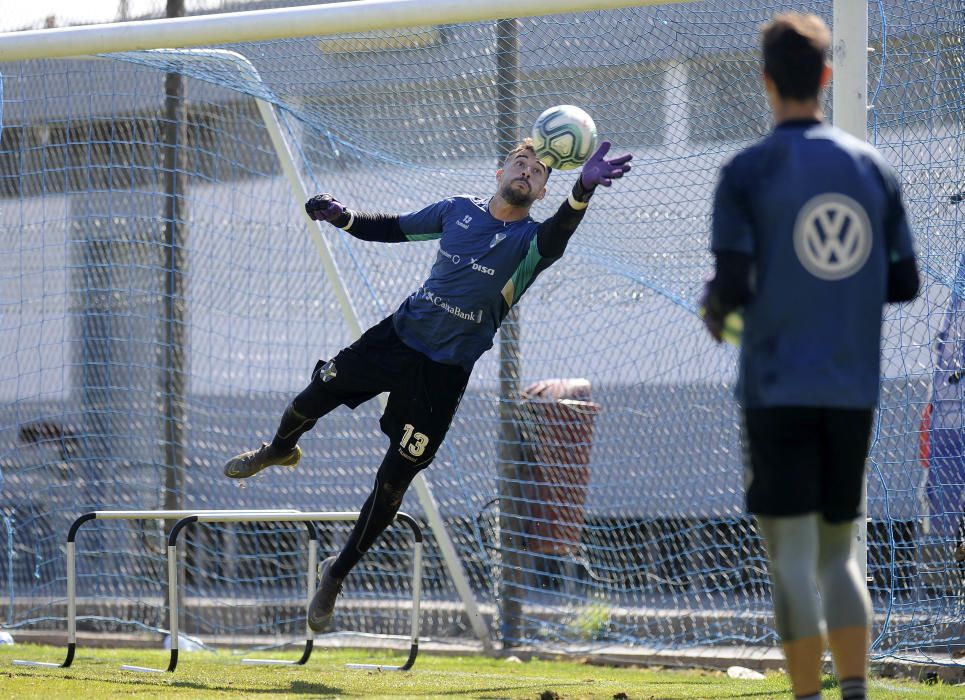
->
[[793, 193, 872, 281]]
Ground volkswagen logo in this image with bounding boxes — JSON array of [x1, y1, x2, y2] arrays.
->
[[793, 193, 872, 281]]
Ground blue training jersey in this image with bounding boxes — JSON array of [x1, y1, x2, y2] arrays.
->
[[712, 120, 916, 409], [392, 195, 559, 369]]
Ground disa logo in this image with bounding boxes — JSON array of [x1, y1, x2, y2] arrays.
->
[[470, 258, 495, 276]]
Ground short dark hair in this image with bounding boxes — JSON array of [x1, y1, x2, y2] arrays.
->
[[761, 12, 830, 101], [505, 137, 552, 178]]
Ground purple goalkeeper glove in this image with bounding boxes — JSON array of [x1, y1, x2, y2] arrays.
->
[[580, 140, 633, 190], [305, 193, 346, 222]]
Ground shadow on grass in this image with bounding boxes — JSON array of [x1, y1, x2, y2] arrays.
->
[[45, 669, 585, 697], [707, 692, 789, 699], [82, 676, 345, 696], [174, 679, 594, 697], [27, 669, 341, 696], [431, 682, 586, 697]]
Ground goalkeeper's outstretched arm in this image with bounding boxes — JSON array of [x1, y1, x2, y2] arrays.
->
[[305, 193, 409, 243], [536, 141, 632, 258], [535, 188, 592, 258]]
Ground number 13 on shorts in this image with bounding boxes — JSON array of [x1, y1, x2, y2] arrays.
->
[[400, 423, 430, 457]]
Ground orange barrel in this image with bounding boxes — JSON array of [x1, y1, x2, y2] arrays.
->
[[518, 378, 600, 555]]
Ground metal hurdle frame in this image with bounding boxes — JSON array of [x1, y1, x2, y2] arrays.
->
[[12, 510, 302, 670], [13, 509, 423, 673], [121, 510, 423, 673]]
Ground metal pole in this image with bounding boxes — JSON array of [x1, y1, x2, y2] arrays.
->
[[832, 0, 869, 580], [3, 516, 12, 626], [832, 0, 868, 140], [161, 0, 187, 633], [494, 17, 526, 648]]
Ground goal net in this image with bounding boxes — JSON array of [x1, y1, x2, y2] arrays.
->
[[0, 0, 961, 662]]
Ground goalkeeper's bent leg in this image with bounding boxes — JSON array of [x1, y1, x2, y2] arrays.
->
[[270, 402, 319, 452], [330, 446, 430, 579], [271, 360, 351, 452]]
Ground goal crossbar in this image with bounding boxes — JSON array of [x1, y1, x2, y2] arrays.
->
[[0, 0, 695, 62]]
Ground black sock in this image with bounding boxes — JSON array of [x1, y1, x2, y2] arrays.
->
[[332, 478, 409, 579], [839, 676, 866, 700], [270, 402, 317, 452], [271, 367, 345, 452]]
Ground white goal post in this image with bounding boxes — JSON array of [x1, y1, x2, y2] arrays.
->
[[0, 0, 693, 61], [831, 1, 870, 578]]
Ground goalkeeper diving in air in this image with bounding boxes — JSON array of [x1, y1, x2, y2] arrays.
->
[[223, 137, 632, 632]]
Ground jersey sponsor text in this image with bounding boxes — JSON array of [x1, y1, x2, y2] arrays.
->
[[419, 287, 483, 323]]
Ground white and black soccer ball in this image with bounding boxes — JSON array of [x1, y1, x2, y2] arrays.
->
[[531, 105, 598, 171]]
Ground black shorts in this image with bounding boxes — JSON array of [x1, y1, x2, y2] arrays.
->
[[741, 406, 874, 522], [317, 316, 470, 463]]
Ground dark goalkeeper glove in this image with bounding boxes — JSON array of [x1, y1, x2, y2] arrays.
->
[[305, 193, 347, 223], [699, 280, 743, 346], [572, 140, 633, 202]]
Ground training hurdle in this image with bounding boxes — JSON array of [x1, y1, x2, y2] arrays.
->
[[12, 509, 301, 670], [12, 509, 424, 673]]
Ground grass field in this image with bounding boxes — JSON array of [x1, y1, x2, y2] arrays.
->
[[1, 644, 961, 699]]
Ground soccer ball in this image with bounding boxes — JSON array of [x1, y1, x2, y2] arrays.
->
[[531, 105, 598, 171]]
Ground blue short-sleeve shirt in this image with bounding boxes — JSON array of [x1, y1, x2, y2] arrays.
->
[[392, 196, 559, 369], [712, 120, 915, 408]]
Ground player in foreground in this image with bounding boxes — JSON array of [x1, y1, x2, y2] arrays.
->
[[701, 13, 919, 700], [224, 137, 631, 632]]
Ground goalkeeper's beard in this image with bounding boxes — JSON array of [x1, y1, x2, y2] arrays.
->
[[500, 180, 537, 207]]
